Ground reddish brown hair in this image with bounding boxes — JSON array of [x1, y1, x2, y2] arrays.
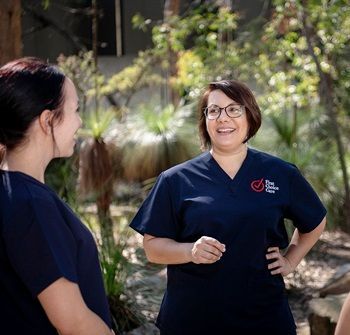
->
[[198, 80, 262, 150]]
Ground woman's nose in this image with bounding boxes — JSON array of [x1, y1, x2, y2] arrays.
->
[[217, 109, 230, 121]]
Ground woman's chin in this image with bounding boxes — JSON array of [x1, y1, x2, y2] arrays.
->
[[212, 141, 246, 153]]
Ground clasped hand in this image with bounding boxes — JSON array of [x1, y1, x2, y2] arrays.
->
[[190, 236, 226, 264]]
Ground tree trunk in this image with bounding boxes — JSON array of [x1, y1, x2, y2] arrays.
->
[[0, 0, 22, 65], [91, 0, 99, 115], [97, 193, 114, 250], [164, 0, 180, 20], [300, 1, 350, 231], [291, 104, 298, 163], [93, 139, 114, 249], [163, 0, 181, 106], [78, 138, 115, 248]]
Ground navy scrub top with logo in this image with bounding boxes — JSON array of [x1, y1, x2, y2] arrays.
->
[[130, 148, 327, 335], [0, 171, 111, 334]]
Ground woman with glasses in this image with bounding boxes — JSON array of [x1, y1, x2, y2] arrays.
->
[[130, 80, 326, 335]]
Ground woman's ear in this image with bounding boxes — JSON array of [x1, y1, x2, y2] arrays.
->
[[38, 110, 53, 135]]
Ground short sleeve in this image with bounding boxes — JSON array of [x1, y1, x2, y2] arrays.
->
[[285, 166, 327, 233], [3, 197, 78, 296], [129, 173, 180, 239]]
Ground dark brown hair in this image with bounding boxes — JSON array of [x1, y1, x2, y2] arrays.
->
[[0, 57, 66, 153], [198, 80, 262, 150]]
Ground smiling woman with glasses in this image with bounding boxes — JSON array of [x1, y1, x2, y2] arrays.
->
[[130, 79, 327, 335]]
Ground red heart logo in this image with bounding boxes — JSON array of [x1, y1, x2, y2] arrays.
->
[[251, 178, 264, 192]]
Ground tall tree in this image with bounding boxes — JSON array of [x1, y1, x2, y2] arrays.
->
[[163, 0, 181, 106], [0, 0, 22, 65], [299, 0, 350, 231], [248, 0, 350, 230]]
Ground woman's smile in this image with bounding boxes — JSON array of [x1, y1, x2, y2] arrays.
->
[[216, 127, 236, 134]]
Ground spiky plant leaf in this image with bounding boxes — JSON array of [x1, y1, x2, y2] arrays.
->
[[119, 103, 198, 181]]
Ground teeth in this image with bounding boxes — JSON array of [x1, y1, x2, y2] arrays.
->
[[217, 128, 234, 133]]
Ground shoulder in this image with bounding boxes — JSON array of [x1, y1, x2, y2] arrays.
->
[[1, 172, 68, 237], [161, 152, 209, 179], [249, 147, 297, 174], [144, 153, 209, 192], [1, 171, 58, 215]]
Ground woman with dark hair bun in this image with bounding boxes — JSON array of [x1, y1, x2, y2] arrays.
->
[[0, 58, 114, 335], [130, 80, 327, 334]]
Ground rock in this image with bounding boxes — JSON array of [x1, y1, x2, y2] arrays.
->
[[308, 293, 347, 335], [127, 268, 167, 291], [125, 322, 159, 335], [319, 264, 350, 297]]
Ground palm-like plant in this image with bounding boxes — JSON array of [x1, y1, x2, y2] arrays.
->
[[119, 103, 198, 182], [78, 109, 121, 248], [255, 108, 318, 170], [98, 226, 144, 333]]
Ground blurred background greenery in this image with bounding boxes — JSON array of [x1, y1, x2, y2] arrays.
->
[[1, 0, 350, 333]]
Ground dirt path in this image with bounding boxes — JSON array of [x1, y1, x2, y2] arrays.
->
[[288, 231, 350, 334]]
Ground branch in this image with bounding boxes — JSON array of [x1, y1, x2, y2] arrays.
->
[[23, 4, 87, 51], [124, 55, 160, 107], [299, 0, 330, 99], [299, 0, 350, 200]]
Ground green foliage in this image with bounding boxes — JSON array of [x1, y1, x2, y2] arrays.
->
[[151, 5, 238, 56], [58, 52, 105, 113], [131, 0, 350, 227], [80, 109, 116, 140], [249, 0, 350, 227], [137, 104, 179, 134], [119, 103, 198, 181], [100, 50, 163, 106], [130, 4, 240, 100], [42, 0, 50, 10], [132, 13, 152, 32], [44, 3, 350, 331], [82, 213, 143, 332], [45, 155, 79, 204], [99, 227, 129, 297], [172, 50, 205, 98]]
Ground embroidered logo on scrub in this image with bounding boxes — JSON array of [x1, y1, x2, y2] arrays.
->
[[251, 178, 264, 192], [251, 178, 279, 193]]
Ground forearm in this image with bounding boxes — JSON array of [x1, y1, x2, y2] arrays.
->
[[39, 278, 113, 335], [335, 293, 350, 335], [143, 236, 193, 264], [284, 217, 326, 269], [61, 308, 112, 335]]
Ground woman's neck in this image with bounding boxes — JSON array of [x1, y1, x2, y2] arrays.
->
[[210, 144, 248, 163], [210, 144, 248, 179], [1, 148, 49, 183]]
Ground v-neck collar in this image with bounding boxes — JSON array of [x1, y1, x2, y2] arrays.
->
[[203, 148, 254, 195]]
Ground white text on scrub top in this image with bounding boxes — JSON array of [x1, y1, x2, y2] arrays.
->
[[265, 180, 279, 193]]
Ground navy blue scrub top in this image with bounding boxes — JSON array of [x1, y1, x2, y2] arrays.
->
[[0, 170, 111, 334], [130, 148, 327, 335]]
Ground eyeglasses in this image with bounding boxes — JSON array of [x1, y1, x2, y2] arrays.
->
[[203, 104, 245, 120]]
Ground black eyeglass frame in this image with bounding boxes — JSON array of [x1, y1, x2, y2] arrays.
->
[[203, 104, 246, 120]]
